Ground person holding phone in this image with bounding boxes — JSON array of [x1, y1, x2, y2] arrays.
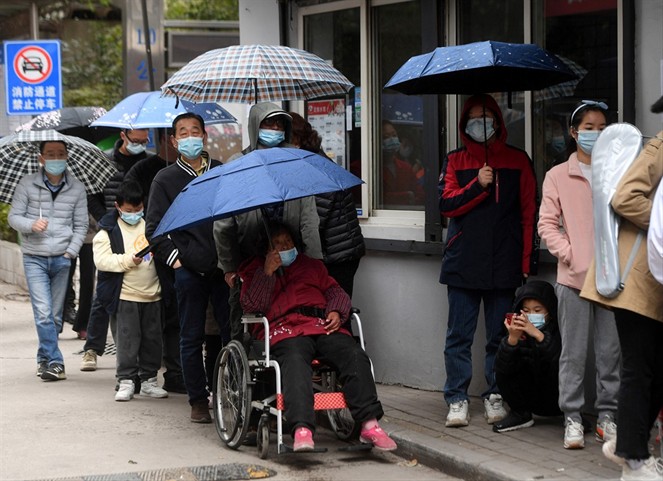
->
[[493, 280, 562, 433]]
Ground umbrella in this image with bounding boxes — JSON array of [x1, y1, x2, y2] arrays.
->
[[160, 44, 354, 104], [90, 91, 237, 129], [0, 130, 117, 204], [14, 106, 116, 144], [153, 147, 363, 237], [384, 41, 577, 95]]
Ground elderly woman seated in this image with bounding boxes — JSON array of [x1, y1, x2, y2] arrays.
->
[[238, 221, 397, 452]]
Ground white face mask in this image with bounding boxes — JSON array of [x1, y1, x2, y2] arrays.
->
[[465, 117, 495, 143]]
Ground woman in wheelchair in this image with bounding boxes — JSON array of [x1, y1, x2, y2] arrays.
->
[[238, 221, 397, 452]]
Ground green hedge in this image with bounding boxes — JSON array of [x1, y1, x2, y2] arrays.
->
[[0, 203, 18, 243]]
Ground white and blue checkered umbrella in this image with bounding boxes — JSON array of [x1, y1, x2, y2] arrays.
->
[[161, 44, 354, 104], [0, 130, 116, 204]]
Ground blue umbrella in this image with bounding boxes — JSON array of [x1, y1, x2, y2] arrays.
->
[[384, 41, 577, 95], [90, 91, 236, 129], [153, 147, 363, 237]]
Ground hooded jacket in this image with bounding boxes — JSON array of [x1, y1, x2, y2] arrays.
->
[[494, 280, 561, 403], [438, 94, 537, 289], [228, 102, 294, 161]]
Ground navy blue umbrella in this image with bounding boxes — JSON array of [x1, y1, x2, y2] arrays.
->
[[153, 147, 363, 237], [384, 41, 577, 95]]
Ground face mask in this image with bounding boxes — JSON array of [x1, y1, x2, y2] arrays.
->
[[465, 117, 495, 143], [119, 210, 143, 226], [550, 136, 566, 153], [126, 142, 146, 155], [43, 159, 67, 176], [258, 129, 285, 147], [576, 130, 600, 155], [527, 313, 546, 328], [177, 136, 204, 159], [382, 136, 400, 153], [278, 247, 298, 267]]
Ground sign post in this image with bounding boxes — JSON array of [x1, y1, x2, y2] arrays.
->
[[3, 40, 62, 116]]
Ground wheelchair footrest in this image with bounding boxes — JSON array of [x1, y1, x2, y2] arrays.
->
[[338, 442, 373, 452], [280, 444, 328, 454]]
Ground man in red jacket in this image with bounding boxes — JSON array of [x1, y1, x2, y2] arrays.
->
[[438, 94, 537, 428]]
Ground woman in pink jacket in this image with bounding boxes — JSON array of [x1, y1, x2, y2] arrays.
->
[[538, 100, 620, 450]]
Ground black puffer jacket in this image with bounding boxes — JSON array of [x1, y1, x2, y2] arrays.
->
[[316, 189, 365, 265], [494, 280, 560, 381]]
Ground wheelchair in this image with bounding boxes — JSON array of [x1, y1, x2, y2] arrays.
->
[[212, 308, 373, 459]]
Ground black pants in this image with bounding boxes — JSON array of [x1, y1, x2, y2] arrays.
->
[[496, 362, 561, 417], [326, 258, 360, 298], [271, 333, 383, 437], [84, 295, 111, 355], [73, 243, 95, 333], [614, 308, 663, 460], [161, 294, 183, 383]]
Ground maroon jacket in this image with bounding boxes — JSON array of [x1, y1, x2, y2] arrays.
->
[[239, 254, 352, 346]]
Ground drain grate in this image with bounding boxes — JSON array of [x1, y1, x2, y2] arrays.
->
[[32, 463, 276, 481]]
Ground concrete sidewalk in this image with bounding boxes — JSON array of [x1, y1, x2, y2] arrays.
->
[[0, 280, 636, 481]]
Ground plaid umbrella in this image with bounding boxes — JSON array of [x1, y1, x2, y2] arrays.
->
[[161, 44, 354, 104], [0, 130, 117, 204]]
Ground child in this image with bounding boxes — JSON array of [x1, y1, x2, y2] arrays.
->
[[93, 180, 167, 402], [493, 280, 562, 433]]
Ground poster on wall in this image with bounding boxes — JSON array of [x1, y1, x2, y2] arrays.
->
[[307, 99, 346, 167]]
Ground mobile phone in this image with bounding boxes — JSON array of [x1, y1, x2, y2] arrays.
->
[[135, 244, 152, 258], [505, 313, 516, 325]]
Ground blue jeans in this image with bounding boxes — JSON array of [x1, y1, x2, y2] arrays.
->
[[443, 286, 514, 404], [23, 254, 71, 365], [174, 267, 229, 405]]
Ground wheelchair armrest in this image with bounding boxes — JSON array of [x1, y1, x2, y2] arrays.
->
[[350, 307, 360, 314]]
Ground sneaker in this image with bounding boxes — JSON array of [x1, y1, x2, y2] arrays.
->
[[76, 329, 87, 340], [80, 350, 97, 371], [564, 417, 585, 449], [191, 399, 212, 423], [446, 400, 470, 427], [484, 394, 507, 424], [41, 363, 66, 381], [360, 425, 397, 451], [621, 457, 663, 481], [115, 379, 135, 401], [596, 416, 617, 443], [602, 438, 626, 467], [36, 361, 48, 377], [493, 410, 534, 433], [293, 427, 315, 452], [140, 377, 168, 398]]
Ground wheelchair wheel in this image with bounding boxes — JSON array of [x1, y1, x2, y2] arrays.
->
[[257, 413, 270, 459], [321, 371, 360, 440], [213, 340, 252, 449]]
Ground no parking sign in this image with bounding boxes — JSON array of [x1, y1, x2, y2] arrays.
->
[[3, 40, 62, 116]]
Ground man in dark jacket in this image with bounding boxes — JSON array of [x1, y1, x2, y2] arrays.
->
[[439, 94, 537, 428], [80, 128, 149, 374], [146, 113, 230, 424], [493, 280, 562, 433]]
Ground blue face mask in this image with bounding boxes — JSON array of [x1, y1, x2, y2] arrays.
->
[[278, 247, 298, 267], [465, 117, 495, 143], [119, 209, 144, 226], [550, 136, 566, 153], [382, 136, 400, 153], [177, 136, 204, 159], [577, 130, 600, 155], [43, 159, 67, 176], [527, 313, 546, 328], [259, 129, 285, 147]]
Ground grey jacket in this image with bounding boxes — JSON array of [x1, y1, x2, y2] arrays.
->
[[8, 170, 88, 258]]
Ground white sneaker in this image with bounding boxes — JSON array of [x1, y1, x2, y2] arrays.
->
[[564, 417, 585, 449], [115, 379, 134, 402], [621, 457, 663, 481], [80, 350, 97, 371], [596, 416, 617, 442], [483, 394, 507, 424], [603, 438, 626, 466], [446, 400, 470, 427], [139, 377, 168, 398]]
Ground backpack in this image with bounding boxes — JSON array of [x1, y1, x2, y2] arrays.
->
[[591, 123, 643, 298]]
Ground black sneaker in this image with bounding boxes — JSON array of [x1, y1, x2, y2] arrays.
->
[[493, 410, 534, 433], [36, 361, 48, 377], [41, 363, 66, 381]]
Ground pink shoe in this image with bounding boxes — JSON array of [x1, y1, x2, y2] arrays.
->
[[360, 425, 397, 451], [293, 427, 315, 452]]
